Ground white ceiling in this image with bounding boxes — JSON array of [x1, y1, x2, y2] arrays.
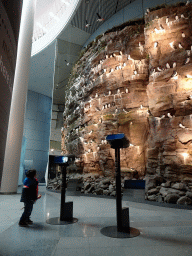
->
[[29, 0, 136, 105], [35, 0, 53, 19]]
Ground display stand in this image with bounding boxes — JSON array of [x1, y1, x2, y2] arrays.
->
[[46, 155, 78, 225], [100, 134, 140, 238]]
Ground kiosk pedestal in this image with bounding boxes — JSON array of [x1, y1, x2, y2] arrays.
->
[[100, 134, 140, 238], [46, 155, 78, 225]]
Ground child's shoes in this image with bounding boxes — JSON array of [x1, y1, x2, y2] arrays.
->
[[26, 219, 33, 224], [19, 220, 29, 226]]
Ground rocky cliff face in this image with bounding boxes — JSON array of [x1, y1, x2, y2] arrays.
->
[[145, 3, 192, 204], [61, 2, 192, 204], [62, 23, 149, 179]]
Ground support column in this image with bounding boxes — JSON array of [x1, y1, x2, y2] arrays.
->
[[0, 0, 36, 193]]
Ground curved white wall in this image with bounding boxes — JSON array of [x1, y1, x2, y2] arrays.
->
[[31, 0, 81, 56]]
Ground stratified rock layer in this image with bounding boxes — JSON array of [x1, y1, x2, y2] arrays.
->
[[145, 3, 192, 204], [62, 24, 149, 178], [60, 3, 192, 204]]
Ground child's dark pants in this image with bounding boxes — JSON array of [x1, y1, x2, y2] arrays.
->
[[20, 201, 34, 221]]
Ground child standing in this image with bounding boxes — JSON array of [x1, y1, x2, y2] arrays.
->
[[19, 169, 41, 226]]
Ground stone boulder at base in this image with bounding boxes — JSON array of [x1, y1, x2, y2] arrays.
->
[[165, 194, 180, 204], [177, 196, 192, 205]]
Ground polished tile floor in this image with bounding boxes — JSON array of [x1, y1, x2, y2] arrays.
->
[[0, 185, 192, 256]]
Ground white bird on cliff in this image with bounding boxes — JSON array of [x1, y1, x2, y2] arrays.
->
[[179, 43, 183, 49], [173, 62, 176, 68], [179, 123, 186, 129], [115, 108, 118, 113], [175, 16, 179, 20], [166, 17, 169, 23], [151, 69, 155, 75], [182, 32, 186, 38], [187, 50, 191, 56], [95, 107, 100, 112], [167, 113, 172, 118], [108, 104, 110, 108], [181, 14, 185, 18], [154, 42, 158, 48], [123, 63, 126, 67], [134, 70, 137, 75], [157, 67, 163, 72], [127, 55, 131, 60], [166, 63, 170, 69], [185, 58, 190, 64], [79, 137, 84, 142], [120, 51, 123, 55], [95, 93, 98, 98], [169, 42, 175, 50], [171, 70, 178, 78], [126, 88, 129, 93], [109, 91, 111, 95], [106, 55, 108, 59]]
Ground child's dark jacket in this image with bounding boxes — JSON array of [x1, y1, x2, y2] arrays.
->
[[20, 177, 38, 203]]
